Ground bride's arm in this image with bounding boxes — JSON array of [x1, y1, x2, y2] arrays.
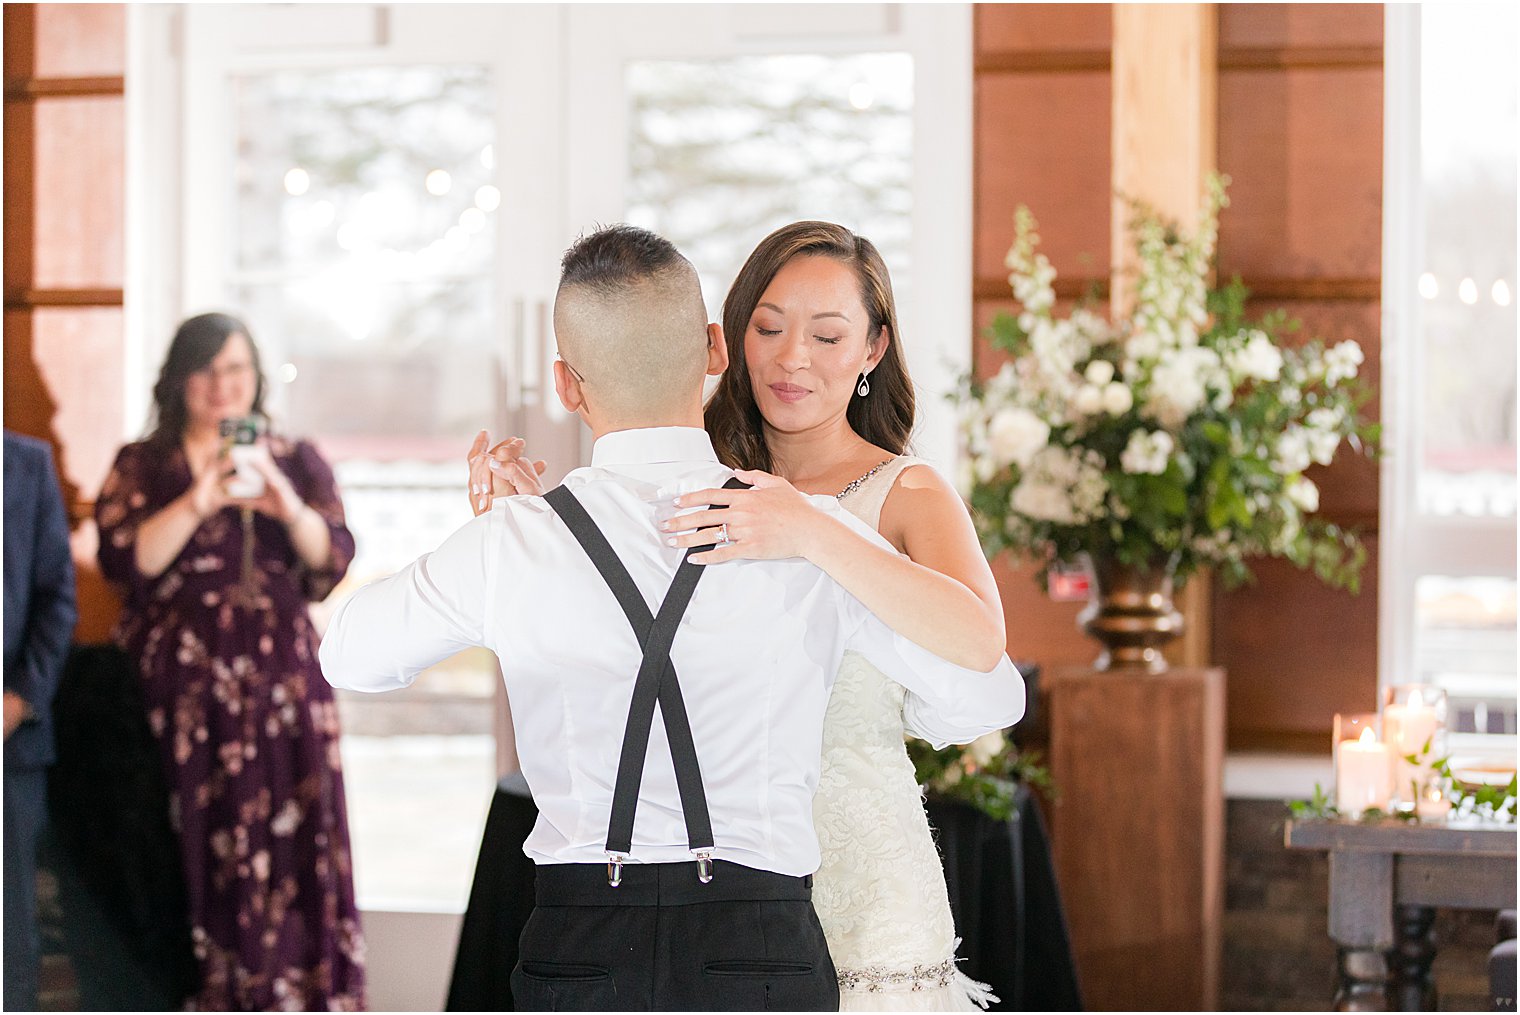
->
[[664, 467, 1006, 671]]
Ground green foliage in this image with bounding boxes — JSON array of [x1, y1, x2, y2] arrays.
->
[[906, 733, 1054, 822], [1287, 782, 1339, 820]]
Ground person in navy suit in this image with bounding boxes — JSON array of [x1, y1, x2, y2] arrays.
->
[[4, 429, 79, 1012]]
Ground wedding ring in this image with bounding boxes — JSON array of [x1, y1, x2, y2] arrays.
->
[[716, 522, 730, 545]]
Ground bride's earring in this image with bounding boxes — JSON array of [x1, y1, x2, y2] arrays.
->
[[857, 372, 871, 397]]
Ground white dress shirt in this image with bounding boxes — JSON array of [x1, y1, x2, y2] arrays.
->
[[320, 427, 1024, 876]]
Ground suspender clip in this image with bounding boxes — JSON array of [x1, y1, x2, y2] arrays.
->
[[694, 849, 714, 884], [607, 853, 626, 888]]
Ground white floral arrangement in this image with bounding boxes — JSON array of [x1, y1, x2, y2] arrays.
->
[[956, 175, 1379, 591]]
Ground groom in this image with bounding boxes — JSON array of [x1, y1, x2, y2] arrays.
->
[[320, 225, 1024, 1010]]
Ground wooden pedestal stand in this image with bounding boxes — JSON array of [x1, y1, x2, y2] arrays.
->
[[1044, 664, 1226, 1010]]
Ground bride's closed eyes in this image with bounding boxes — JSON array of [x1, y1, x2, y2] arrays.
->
[[751, 323, 845, 345]]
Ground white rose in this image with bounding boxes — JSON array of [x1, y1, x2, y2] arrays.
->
[[1011, 479, 1073, 523], [1306, 407, 1344, 432], [1324, 340, 1365, 385], [1229, 331, 1283, 382], [966, 730, 1006, 768], [1274, 428, 1312, 474], [1287, 477, 1320, 513], [1145, 349, 1210, 429], [1127, 330, 1162, 362], [987, 407, 1051, 470], [1102, 382, 1134, 415], [1308, 429, 1340, 466], [1084, 360, 1115, 387], [1073, 384, 1104, 416], [1120, 429, 1173, 476]]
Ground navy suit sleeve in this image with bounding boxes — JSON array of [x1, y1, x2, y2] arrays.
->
[[14, 444, 78, 711]]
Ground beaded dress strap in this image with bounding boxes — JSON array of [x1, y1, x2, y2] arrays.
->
[[836, 460, 895, 500]]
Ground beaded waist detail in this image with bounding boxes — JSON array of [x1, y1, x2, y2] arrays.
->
[[837, 957, 957, 993]]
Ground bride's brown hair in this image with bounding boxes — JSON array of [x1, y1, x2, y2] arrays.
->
[[705, 221, 915, 472]]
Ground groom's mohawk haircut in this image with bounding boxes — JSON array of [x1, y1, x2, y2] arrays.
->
[[560, 224, 689, 295]]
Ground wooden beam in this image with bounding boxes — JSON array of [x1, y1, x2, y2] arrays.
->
[[972, 277, 1108, 302], [975, 50, 1111, 74], [1111, 3, 1218, 312], [1104, 7, 1222, 1009], [974, 276, 1380, 304], [5, 288, 125, 309], [4, 75, 126, 99], [1218, 45, 1383, 71], [1239, 277, 1382, 302]]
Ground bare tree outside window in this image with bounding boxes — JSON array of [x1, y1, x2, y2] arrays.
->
[[626, 53, 913, 316]]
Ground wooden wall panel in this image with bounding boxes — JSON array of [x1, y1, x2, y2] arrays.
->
[[994, 556, 1093, 671], [1219, 4, 1383, 49], [1217, 68, 1383, 282], [32, 307, 125, 501], [2, 309, 52, 440], [33, 4, 127, 78], [975, 72, 1111, 283], [976, 4, 1112, 54], [5, 3, 128, 646], [1216, 539, 1381, 750], [1210, 10, 1383, 749], [32, 96, 125, 290]]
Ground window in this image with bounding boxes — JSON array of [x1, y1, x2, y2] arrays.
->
[[626, 53, 914, 320], [1382, 4, 1517, 760]]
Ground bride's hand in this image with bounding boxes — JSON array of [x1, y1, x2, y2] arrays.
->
[[467, 430, 548, 516], [660, 469, 829, 565]]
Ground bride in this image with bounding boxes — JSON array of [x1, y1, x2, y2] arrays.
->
[[470, 221, 1009, 1011]]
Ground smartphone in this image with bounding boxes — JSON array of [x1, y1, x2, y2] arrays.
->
[[219, 415, 267, 498]]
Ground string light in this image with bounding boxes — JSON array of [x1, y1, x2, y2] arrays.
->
[[1459, 278, 1479, 305], [283, 167, 310, 196], [1418, 272, 1439, 299], [1493, 280, 1512, 307], [425, 169, 452, 196], [459, 207, 486, 234], [475, 185, 501, 212]]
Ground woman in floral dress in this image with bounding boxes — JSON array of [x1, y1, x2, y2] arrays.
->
[[96, 313, 365, 1011]]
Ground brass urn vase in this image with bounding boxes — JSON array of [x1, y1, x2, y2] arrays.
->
[[1076, 553, 1185, 673]]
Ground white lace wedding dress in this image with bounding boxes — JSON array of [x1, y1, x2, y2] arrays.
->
[[814, 456, 996, 1012]]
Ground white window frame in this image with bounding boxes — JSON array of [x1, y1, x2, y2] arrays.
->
[[1380, 4, 1516, 758]]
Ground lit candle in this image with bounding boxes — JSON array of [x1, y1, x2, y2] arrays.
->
[[1386, 688, 1438, 757], [1385, 688, 1440, 804], [1336, 726, 1394, 815], [1416, 787, 1453, 822]]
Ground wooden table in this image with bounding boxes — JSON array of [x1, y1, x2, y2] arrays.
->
[[1285, 818, 1517, 1011]]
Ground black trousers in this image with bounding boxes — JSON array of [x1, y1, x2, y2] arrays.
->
[[512, 860, 838, 1011], [4, 767, 46, 1012]]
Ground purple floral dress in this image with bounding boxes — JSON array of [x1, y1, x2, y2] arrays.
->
[[96, 435, 365, 1011]]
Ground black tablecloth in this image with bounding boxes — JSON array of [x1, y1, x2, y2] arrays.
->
[[446, 779, 1082, 1011], [927, 787, 1083, 1011]]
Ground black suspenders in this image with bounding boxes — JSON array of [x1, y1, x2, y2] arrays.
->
[[544, 478, 748, 886]]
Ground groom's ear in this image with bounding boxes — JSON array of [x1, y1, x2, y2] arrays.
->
[[553, 359, 584, 415], [705, 323, 729, 377]]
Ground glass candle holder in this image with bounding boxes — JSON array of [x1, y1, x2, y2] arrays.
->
[[1333, 712, 1393, 816], [1382, 683, 1448, 810]]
